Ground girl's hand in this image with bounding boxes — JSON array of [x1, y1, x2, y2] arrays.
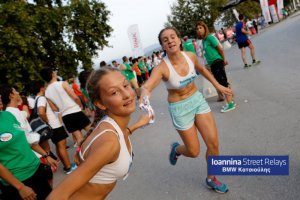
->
[[45, 156, 58, 172], [137, 114, 151, 127], [216, 85, 233, 96], [18, 184, 37, 200], [224, 59, 229, 66], [138, 87, 151, 106]]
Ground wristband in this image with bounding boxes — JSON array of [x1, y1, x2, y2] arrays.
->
[[42, 152, 50, 158]]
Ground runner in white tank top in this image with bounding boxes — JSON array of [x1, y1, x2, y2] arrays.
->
[[40, 67, 91, 145], [45, 81, 81, 117]]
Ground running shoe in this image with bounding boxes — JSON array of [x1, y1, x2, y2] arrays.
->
[[252, 60, 261, 65], [221, 101, 236, 113], [222, 100, 237, 109], [244, 63, 251, 68], [63, 163, 77, 175], [206, 176, 229, 194], [169, 142, 180, 166]]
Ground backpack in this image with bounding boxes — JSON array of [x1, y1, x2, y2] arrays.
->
[[30, 96, 53, 142]]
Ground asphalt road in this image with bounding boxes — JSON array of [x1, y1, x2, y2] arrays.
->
[[53, 12, 300, 200]]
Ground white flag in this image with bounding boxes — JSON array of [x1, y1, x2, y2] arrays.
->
[[277, 0, 284, 19], [260, 0, 272, 22], [127, 24, 144, 57], [269, 4, 279, 23]]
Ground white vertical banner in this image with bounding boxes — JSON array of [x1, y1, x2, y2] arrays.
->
[[269, 5, 279, 23], [277, 0, 284, 19], [260, 0, 272, 22], [127, 24, 144, 57], [232, 9, 239, 21]]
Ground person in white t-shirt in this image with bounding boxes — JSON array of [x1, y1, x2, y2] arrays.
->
[[33, 81, 76, 174], [40, 68, 91, 146]]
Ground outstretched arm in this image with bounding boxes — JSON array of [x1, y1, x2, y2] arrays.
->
[[139, 64, 164, 103], [189, 52, 232, 96], [127, 114, 151, 135]]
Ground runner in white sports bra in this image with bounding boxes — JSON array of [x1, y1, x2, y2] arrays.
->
[[163, 52, 198, 90], [139, 27, 233, 194], [47, 67, 151, 200]]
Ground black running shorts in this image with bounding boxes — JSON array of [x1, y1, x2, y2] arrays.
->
[[62, 111, 90, 133], [238, 39, 252, 49]]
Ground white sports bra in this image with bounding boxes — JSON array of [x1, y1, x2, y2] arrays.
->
[[79, 116, 133, 184], [163, 52, 198, 90]]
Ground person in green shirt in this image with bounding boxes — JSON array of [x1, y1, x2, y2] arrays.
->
[[183, 36, 197, 55], [119, 56, 140, 97], [196, 21, 236, 113], [0, 111, 53, 200], [137, 56, 148, 81]]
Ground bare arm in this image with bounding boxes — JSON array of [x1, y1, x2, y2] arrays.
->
[[31, 144, 58, 170], [139, 64, 164, 103], [118, 64, 126, 70], [38, 106, 49, 124], [62, 81, 83, 109], [241, 27, 248, 35], [127, 114, 151, 135], [46, 98, 59, 112], [216, 45, 228, 65], [46, 131, 119, 200], [188, 52, 232, 96], [22, 105, 31, 120], [0, 163, 37, 199]]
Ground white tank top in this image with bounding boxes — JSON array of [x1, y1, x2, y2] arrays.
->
[[79, 116, 133, 184], [163, 52, 198, 90], [45, 81, 81, 116]]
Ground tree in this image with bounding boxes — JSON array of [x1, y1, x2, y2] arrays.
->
[[221, 0, 262, 27], [165, 0, 227, 38], [0, 0, 112, 92], [235, 0, 261, 19]]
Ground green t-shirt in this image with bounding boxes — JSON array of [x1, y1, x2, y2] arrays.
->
[[138, 61, 146, 74], [122, 63, 135, 80], [202, 34, 223, 65], [183, 40, 196, 54], [0, 111, 40, 185]]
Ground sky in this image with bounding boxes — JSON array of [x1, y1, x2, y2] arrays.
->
[[93, 0, 176, 65]]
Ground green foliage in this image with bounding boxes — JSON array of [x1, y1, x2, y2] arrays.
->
[[166, 0, 227, 38], [235, 0, 262, 19], [221, 9, 239, 27], [0, 0, 112, 92], [212, 0, 262, 28]]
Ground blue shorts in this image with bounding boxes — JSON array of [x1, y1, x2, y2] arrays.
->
[[168, 91, 211, 131]]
